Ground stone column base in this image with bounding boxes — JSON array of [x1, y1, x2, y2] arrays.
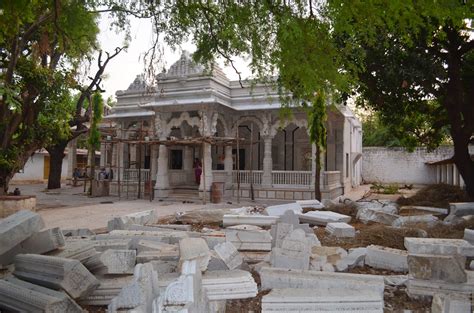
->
[[155, 188, 170, 198]]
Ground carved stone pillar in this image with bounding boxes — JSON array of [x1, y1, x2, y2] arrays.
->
[[150, 144, 158, 183], [199, 142, 213, 197], [224, 145, 233, 188], [155, 144, 170, 197], [262, 136, 273, 187], [129, 144, 137, 169]]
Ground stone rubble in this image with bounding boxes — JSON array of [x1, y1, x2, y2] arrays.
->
[[1, 198, 471, 312], [0, 210, 45, 255]]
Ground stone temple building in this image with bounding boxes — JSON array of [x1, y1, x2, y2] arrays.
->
[[100, 52, 362, 200]]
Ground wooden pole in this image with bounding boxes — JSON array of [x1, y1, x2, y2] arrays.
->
[[249, 123, 255, 201], [236, 125, 240, 204]]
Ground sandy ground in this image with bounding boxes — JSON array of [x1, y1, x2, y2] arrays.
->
[[11, 183, 377, 231]]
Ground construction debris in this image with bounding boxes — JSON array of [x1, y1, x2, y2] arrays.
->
[[0, 197, 472, 312]]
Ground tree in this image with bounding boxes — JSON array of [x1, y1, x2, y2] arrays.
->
[[153, 1, 474, 198], [46, 48, 123, 190], [0, 0, 99, 194], [328, 1, 473, 197]]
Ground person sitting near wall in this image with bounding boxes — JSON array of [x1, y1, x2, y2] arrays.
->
[[193, 158, 202, 185], [98, 168, 107, 180]]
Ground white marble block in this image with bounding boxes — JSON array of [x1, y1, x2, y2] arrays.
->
[[225, 228, 272, 251], [13, 254, 99, 299], [326, 222, 355, 238], [265, 203, 303, 216], [223, 214, 279, 227], [298, 211, 351, 226], [96, 249, 136, 274], [0, 210, 45, 255], [214, 241, 243, 270], [179, 237, 211, 272], [365, 245, 408, 272], [202, 269, 258, 300], [404, 237, 474, 257]]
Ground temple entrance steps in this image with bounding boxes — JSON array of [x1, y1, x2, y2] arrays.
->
[[167, 185, 200, 202]]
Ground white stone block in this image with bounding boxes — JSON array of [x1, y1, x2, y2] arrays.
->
[[260, 267, 385, 298], [223, 214, 279, 227], [432, 294, 472, 313], [407, 271, 474, 297], [271, 229, 310, 270], [79, 275, 134, 306], [270, 222, 293, 248], [0, 227, 65, 266], [225, 228, 272, 251], [214, 241, 243, 270], [109, 263, 160, 313], [463, 228, 474, 245], [265, 203, 303, 217], [298, 211, 351, 226], [356, 201, 398, 214], [107, 209, 157, 231], [326, 222, 355, 238], [296, 199, 324, 209], [96, 249, 136, 274], [0, 210, 44, 255], [0, 276, 82, 313], [262, 288, 384, 313], [365, 245, 408, 272], [202, 269, 257, 300], [449, 202, 474, 217], [335, 247, 366, 271], [404, 237, 474, 257], [407, 253, 467, 283], [357, 208, 399, 225], [392, 215, 438, 227], [179, 237, 211, 272], [13, 254, 99, 299]]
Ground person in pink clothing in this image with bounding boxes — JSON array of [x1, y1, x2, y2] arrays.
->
[[193, 158, 202, 185]]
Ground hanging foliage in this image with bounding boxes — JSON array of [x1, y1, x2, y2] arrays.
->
[[88, 92, 103, 151]]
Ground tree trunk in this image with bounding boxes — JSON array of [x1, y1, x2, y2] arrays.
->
[[452, 133, 474, 200], [46, 142, 67, 189], [314, 144, 322, 201]]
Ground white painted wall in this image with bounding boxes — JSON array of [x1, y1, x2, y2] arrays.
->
[[361, 146, 471, 185], [12, 152, 68, 182]]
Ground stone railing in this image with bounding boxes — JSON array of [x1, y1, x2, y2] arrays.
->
[[232, 170, 263, 185], [322, 171, 341, 187], [123, 169, 150, 182], [434, 163, 465, 187], [272, 170, 312, 186]]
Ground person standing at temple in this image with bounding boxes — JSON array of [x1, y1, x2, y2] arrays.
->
[[193, 158, 202, 185]]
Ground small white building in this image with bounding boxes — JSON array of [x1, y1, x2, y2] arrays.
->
[[102, 52, 362, 200], [11, 148, 92, 183]]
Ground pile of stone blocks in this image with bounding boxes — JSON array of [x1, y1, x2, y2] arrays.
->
[[405, 237, 474, 312]]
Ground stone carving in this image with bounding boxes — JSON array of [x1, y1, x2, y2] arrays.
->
[[164, 51, 205, 78], [199, 111, 210, 136], [127, 74, 146, 90], [210, 112, 218, 135]]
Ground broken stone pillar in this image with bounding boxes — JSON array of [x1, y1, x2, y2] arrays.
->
[[49, 240, 98, 268], [431, 293, 472, 313], [356, 208, 399, 225], [92, 238, 132, 252], [270, 222, 293, 248], [271, 229, 311, 270], [298, 210, 351, 226], [13, 254, 99, 299], [202, 269, 258, 300], [136, 250, 180, 263], [0, 276, 82, 313], [279, 210, 313, 234], [365, 245, 408, 272], [108, 262, 160, 313], [449, 202, 474, 217], [0, 227, 65, 266], [179, 237, 211, 271], [259, 267, 385, 298], [407, 254, 467, 283], [265, 203, 303, 216], [213, 241, 243, 270], [93, 249, 136, 275], [225, 227, 272, 251], [392, 215, 438, 227], [335, 247, 367, 271], [325, 222, 355, 238], [79, 275, 134, 306], [107, 209, 157, 231], [310, 246, 348, 272], [223, 214, 279, 227], [153, 259, 205, 312], [0, 210, 45, 255], [404, 237, 474, 257], [464, 228, 474, 245], [262, 288, 384, 312]]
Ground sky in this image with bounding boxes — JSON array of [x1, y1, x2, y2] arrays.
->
[[94, 16, 251, 101]]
